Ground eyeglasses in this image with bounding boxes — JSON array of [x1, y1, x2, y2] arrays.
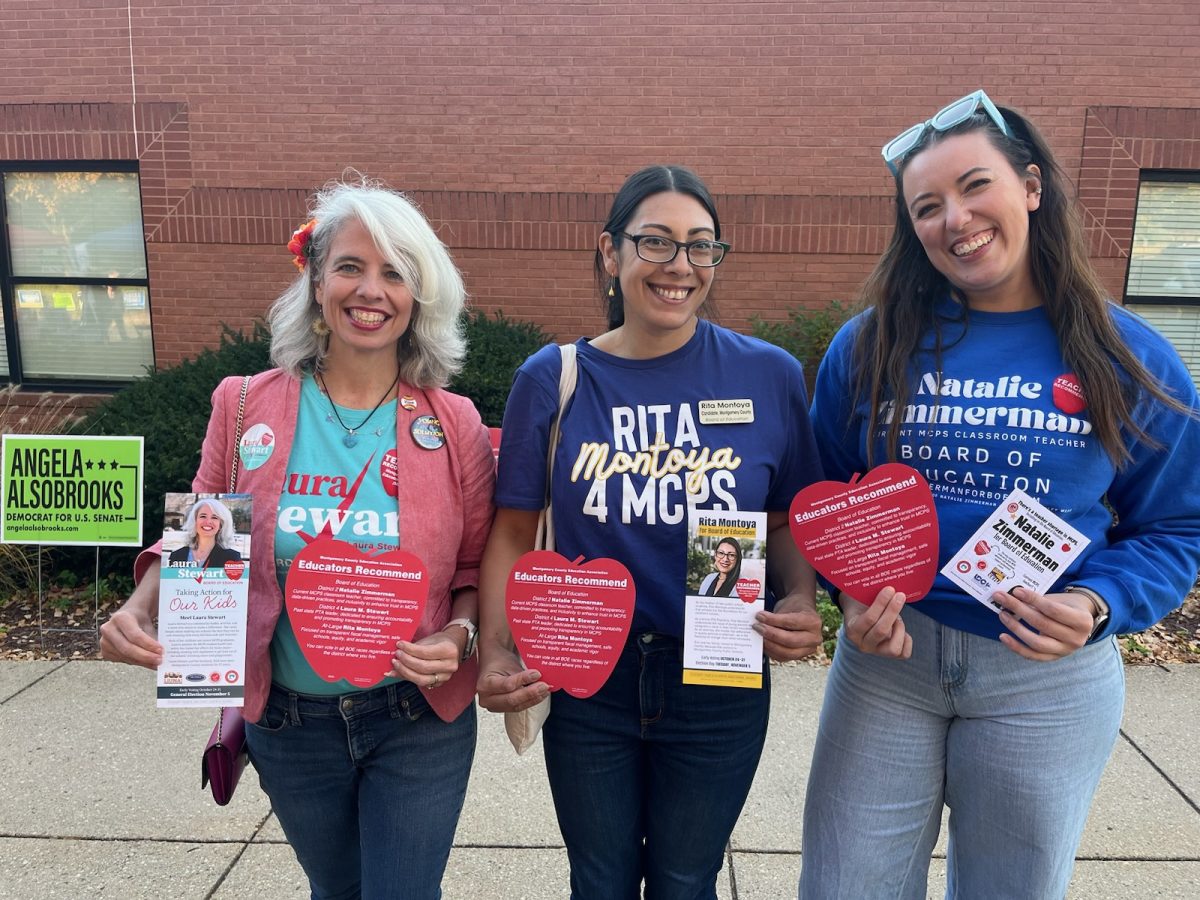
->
[[882, 89, 1010, 176], [619, 232, 730, 268], [714, 550, 738, 560]]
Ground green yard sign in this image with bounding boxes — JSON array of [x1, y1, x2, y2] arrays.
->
[[1, 435, 144, 546]]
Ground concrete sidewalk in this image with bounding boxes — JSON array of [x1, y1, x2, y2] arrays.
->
[[2, 661, 1198, 899]]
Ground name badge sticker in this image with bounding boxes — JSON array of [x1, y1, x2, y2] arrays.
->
[[698, 399, 754, 425]]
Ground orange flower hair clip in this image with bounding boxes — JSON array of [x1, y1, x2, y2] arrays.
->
[[287, 219, 318, 270]]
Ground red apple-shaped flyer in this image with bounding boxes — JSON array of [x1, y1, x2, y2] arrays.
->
[[284, 536, 428, 688], [789, 463, 938, 604], [506, 550, 635, 698]]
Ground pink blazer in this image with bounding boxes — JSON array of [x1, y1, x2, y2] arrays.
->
[[136, 369, 496, 722]]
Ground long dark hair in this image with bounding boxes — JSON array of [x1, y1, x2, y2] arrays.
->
[[706, 538, 743, 597], [856, 103, 1190, 467], [593, 165, 722, 330]]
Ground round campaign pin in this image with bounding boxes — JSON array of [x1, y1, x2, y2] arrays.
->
[[411, 415, 445, 450], [400, 395, 418, 412], [238, 423, 275, 470]]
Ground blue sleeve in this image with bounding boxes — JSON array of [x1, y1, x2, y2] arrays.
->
[[1071, 330, 1200, 638], [765, 349, 825, 510], [810, 316, 868, 484], [494, 344, 562, 511]]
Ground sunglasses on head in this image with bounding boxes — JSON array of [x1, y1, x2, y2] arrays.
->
[[882, 89, 1010, 176]]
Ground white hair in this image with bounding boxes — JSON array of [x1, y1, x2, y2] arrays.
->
[[181, 498, 236, 548], [268, 175, 467, 386]]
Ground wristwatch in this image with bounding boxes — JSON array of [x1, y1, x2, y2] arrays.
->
[[444, 618, 479, 660], [1065, 585, 1110, 641]]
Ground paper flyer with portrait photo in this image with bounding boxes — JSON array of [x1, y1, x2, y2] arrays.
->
[[682, 509, 767, 688], [155, 492, 252, 707]]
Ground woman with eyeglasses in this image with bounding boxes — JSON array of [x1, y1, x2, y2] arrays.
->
[[699, 538, 743, 597], [477, 164, 826, 898], [799, 91, 1200, 899]]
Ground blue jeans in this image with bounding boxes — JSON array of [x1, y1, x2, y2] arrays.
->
[[245, 680, 476, 900], [799, 607, 1124, 900], [542, 632, 771, 900]]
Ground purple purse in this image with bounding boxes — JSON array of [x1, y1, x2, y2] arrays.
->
[[201, 706, 248, 806], [199, 375, 251, 806]]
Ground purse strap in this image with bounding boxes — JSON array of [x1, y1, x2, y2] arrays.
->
[[535, 344, 577, 552], [229, 375, 251, 493], [216, 376, 250, 737]]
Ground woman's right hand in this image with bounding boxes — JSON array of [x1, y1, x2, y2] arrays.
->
[[476, 643, 551, 713], [99, 605, 163, 669], [841, 586, 912, 659], [99, 567, 164, 669]]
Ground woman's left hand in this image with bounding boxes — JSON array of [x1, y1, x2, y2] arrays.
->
[[754, 594, 823, 662], [389, 630, 464, 688], [995, 587, 1095, 661]]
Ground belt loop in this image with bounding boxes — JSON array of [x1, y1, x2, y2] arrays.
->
[[386, 680, 400, 716], [287, 690, 301, 726]]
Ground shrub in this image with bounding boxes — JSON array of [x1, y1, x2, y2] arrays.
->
[[450, 310, 550, 425], [751, 300, 853, 375], [71, 323, 273, 576]]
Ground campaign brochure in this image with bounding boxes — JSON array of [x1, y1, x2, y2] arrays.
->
[[788, 463, 938, 604], [156, 493, 251, 707], [284, 536, 428, 687], [506, 550, 635, 698], [682, 510, 767, 688], [941, 488, 1090, 610]]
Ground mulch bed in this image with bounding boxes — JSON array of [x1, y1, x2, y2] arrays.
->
[[3, 586, 1198, 665]]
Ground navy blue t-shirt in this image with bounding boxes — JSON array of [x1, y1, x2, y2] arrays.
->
[[496, 319, 824, 637]]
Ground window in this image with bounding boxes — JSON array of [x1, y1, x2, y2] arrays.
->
[[0, 166, 154, 387], [1125, 173, 1200, 384]]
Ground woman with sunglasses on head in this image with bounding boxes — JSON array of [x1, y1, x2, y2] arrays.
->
[[799, 91, 1200, 899], [477, 164, 826, 899]]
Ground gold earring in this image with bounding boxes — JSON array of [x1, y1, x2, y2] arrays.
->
[[311, 310, 331, 336], [607, 278, 616, 298]]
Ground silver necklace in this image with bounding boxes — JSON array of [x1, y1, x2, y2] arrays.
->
[[317, 371, 400, 448]]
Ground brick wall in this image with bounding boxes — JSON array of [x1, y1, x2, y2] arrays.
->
[[1, 0, 1198, 371]]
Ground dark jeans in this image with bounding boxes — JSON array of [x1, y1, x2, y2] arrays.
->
[[543, 632, 770, 900], [246, 680, 476, 900]]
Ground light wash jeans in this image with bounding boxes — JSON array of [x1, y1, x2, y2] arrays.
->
[[246, 680, 476, 900], [799, 607, 1123, 900], [543, 632, 771, 900]]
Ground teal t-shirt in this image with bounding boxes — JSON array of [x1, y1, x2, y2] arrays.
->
[[270, 374, 401, 694]]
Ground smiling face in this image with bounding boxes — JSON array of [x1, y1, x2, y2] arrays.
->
[[901, 131, 1043, 311], [193, 504, 221, 542], [714, 540, 739, 574], [314, 218, 414, 363], [599, 191, 716, 341]]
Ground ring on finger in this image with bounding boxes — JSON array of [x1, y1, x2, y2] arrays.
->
[[430, 673, 440, 688]]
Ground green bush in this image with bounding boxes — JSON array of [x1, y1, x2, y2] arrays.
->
[[72, 312, 546, 577], [751, 300, 853, 374], [816, 590, 843, 659], [450, 310, 549, 425], [72, 323, 273, 575]]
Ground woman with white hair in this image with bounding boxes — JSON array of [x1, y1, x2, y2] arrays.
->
[[101, 177, 495, 899], [167, 497, 240, 568]]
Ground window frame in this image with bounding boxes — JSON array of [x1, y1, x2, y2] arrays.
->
[[1123, 169, 1200, 308], [0, 160, 154, 391]]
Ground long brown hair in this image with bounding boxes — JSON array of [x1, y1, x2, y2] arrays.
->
[[856, 103, 1191, 467]]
